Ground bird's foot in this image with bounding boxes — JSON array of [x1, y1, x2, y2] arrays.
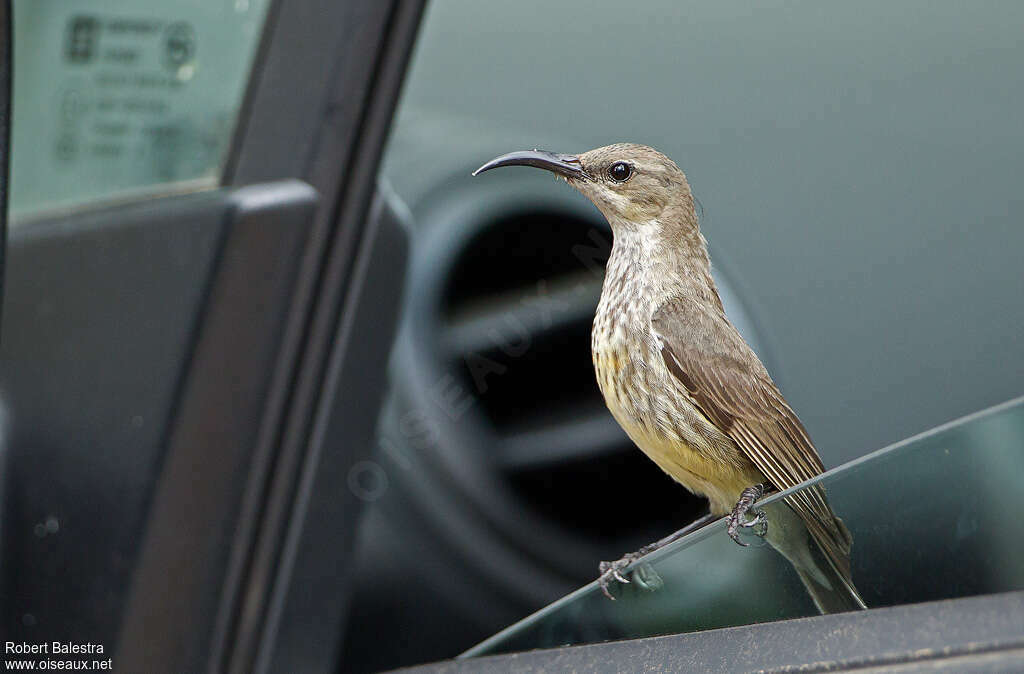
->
[[597, 554, 637, 600], [728, 483, 768, 546], [596, 513, 717, 600]]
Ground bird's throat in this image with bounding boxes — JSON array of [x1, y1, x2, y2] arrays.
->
[[600, 220, 721, 315]]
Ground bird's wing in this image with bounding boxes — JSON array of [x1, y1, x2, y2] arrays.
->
[[652, 298, 853, 577]]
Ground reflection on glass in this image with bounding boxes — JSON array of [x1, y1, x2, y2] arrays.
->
[[10, 0, 271, 222], [465, 396, 1024, 657]]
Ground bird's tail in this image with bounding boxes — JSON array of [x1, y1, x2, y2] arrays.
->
[[763, 499, 867, 614], [791, 549, 867, 614]]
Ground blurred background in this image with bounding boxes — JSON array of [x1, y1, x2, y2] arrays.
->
[[348, 0, 1024, 670], [1, 1, 1023, 673]]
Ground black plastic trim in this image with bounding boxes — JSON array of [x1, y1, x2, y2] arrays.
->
[[0, 0, 10, 332], [253, 185, 411, 674], [114, 181, 318, 674], [397, 591, 1024, 673], [215, 0, 426, 671], [0, 189, 235, 649]]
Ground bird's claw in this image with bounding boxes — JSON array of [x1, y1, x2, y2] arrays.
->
[[728, 483, 768, 546], [595, 514, 719, 600], [598, 556, 635, 600]]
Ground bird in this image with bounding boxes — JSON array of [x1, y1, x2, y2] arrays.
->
[[473, 143, 866, 614]]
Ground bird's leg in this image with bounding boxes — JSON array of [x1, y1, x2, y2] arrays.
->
[[598, 513, 716, 600], [727, 483, 769, 546]]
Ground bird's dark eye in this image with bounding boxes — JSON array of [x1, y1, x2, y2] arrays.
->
[[608, 161, 632, 182]]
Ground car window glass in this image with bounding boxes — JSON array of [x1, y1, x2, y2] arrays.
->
[[465, 397, 1024, 656], [10, 0, 270, 224]]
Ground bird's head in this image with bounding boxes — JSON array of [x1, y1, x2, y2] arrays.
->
[[474, 143, 695, 233]]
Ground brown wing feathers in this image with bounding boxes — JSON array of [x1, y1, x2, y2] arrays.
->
[[654, 302, 854, 579]]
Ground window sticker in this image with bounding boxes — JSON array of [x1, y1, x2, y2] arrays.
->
[[11, 1, 269, 222]]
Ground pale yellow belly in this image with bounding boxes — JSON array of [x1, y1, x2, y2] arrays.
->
[[594, 349, 762, 515]]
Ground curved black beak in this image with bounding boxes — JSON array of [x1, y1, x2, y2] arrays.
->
[[473, 149, 589, 180]]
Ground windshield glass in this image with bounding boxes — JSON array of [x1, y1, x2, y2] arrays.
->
[[465, 396, 1024, 657]]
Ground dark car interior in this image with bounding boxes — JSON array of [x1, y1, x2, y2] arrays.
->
[[1, 1, 1023, 673]]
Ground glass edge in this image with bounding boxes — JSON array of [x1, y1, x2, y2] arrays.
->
[[9, 177, 218, 228]]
